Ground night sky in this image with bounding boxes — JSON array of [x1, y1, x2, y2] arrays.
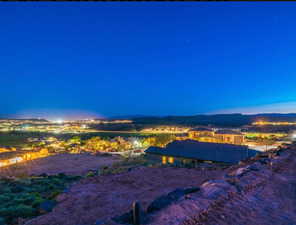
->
[[1, 2, 296, 119]]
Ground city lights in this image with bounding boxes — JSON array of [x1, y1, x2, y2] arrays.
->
[[0, 119, 133, 134], [292, 133, 296, 139], [253, 121, 296, 126], [55, 119, 64, 124]]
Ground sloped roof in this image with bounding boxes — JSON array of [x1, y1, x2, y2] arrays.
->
[[215, 129, 242, 135], [145, 140, 258, 164]]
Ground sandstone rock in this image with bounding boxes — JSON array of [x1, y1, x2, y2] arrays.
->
[[235, 167, 249, 177], [147, 189, 185, 213], [248, 162, 263, 171], [233, 162, 262, 178], [201, 180, 234, 200]]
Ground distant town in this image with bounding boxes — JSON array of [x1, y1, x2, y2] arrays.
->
[[1, 113, 296, 224], [0, 114, 295, 169]]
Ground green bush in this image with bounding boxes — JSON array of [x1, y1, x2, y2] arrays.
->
[[0, 174, 81, 225], [86, 171, 96, 177], [0, 205, 36, 223]]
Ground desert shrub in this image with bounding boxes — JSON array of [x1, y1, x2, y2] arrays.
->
[[85, 170, 99, 178], [0, 174, 80, 225], [0, 205, 37, 224], [100, 166, 128, 175], [98, 155, 160, 176]]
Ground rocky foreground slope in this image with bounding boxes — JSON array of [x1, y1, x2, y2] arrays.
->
[[25, 146, 296, 225], [25, 167, 222, 225], [145, 146, 296, 225]]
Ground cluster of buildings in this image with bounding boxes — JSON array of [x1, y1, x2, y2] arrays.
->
[[141, 126, 190, 133], [15, 124, 94, 134], [252, 121, 296, 126], [0, 148, 49, 168], [188, 127, 244, 145], [0, 119, 133, 133], [0, 117, 293, 169], [146, 126, 291, 166], [0, 119, 84, 133], [145, 127, 251, 166], [184, 127, 289, 148], [0, 119, 47, 132]]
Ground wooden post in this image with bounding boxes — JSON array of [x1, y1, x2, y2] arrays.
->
[[132, 201, 141, 225]]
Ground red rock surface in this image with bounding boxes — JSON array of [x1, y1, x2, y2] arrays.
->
[[147, 148, 296, 225], [25, 167, 223, 225], [0, 153, 120, 177], [23, 147, 296, 225]]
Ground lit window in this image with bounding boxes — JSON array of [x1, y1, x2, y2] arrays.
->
[[162, 156, 167, 164], [168, 157, 174, 164]]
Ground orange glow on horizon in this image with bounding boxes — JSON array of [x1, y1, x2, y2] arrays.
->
[[253, 121, 296, 126]]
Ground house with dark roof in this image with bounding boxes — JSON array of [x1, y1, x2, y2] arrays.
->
[[145, 140, 258, 166]]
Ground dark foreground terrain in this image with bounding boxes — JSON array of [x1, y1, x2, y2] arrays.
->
[[25, 167, 222, 225], [2, 145, 296, 225], [146, 147, 296, 225]]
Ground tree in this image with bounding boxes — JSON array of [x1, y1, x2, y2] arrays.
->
[[143, 134, 176, 147], [68, 136, 81, 145], [84, 137, 102, 151]]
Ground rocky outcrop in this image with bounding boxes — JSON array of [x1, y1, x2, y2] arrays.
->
[[25, 167, 222, 225], [144, 147, 296, 225], [24, 147, 296, 225]]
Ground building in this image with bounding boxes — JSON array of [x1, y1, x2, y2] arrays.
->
[[145, 140, 258, 166], [188, 127, 214, 139], [214, 129, 245, 145], [175, 133, 189, 141], [0, 149, 50, 168], [188, 128, 245, 145]]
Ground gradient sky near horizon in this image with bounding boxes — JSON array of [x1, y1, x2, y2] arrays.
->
[[2, 2, 296, 119]]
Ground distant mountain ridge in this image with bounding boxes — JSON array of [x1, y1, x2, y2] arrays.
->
[[2, 113, 296, 127], [108, 115, 148, 120], [0, 118, 48, 122], [129, 113, 296, 127]]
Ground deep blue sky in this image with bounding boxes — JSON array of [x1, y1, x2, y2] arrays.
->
[[1, 2, 296, 119]]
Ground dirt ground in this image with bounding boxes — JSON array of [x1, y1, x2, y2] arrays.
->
[[23, 148, 296, 225], [0, 153, 120, 177], [4, 148, 296, 225], [25, 167, 223, 225]]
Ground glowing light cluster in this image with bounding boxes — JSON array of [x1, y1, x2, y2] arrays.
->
[[253, 121, 296, 126], [0, 149, 50, 168]]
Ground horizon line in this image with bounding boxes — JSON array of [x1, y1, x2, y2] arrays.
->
[[2, 112, 296, 120]]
